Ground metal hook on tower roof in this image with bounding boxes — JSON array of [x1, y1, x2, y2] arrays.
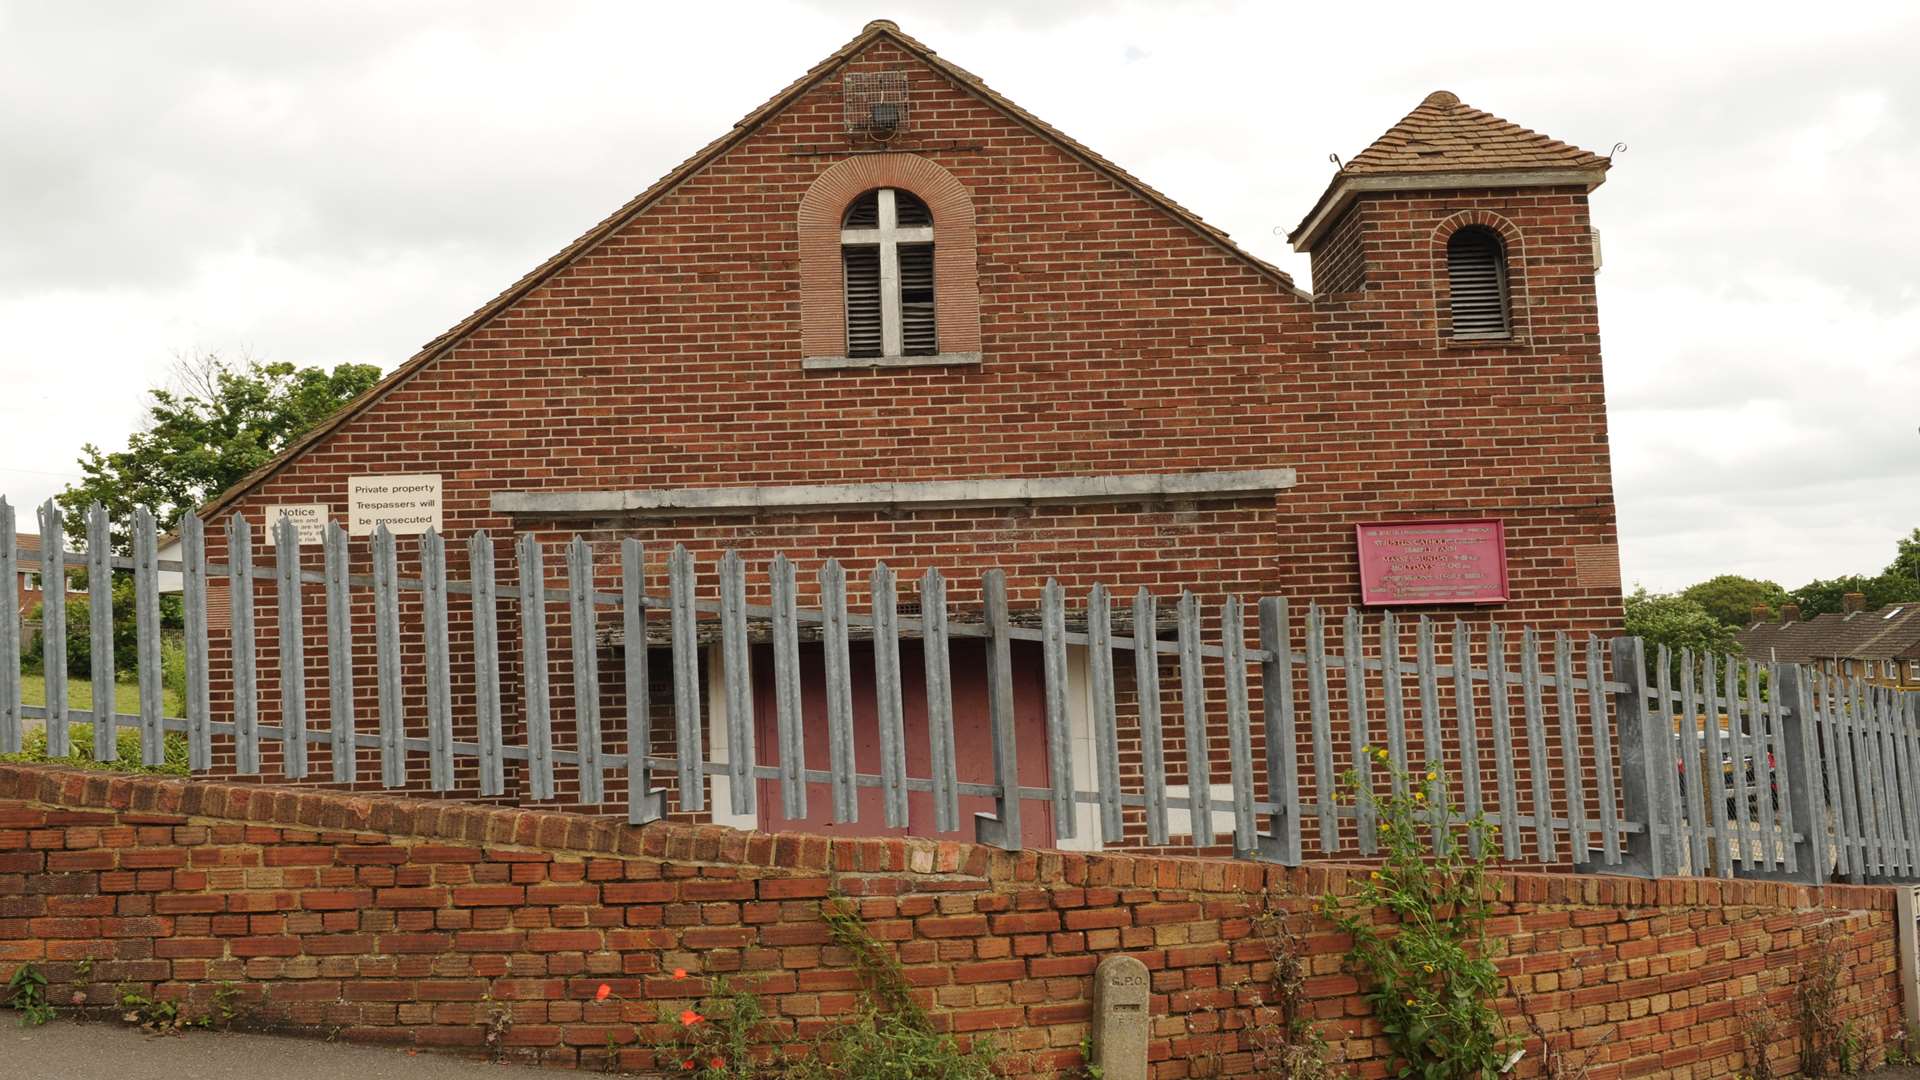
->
[[1608, 142, 1628, 161], [1328, 152, 1343, 170]]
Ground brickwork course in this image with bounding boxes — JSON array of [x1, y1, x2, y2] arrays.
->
[[174, 21, 1625, 842], [0, 763, 1902, 1078]]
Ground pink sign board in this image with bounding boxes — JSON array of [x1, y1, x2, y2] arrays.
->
[[1356, 519, 1509, 606]]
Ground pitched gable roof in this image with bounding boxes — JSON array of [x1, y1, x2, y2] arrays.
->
[[1346, 90, 1611, 176], [192, 19, 1306, 524], [1289, 90, 1610, 249], [1738, 603, 1920, 664]]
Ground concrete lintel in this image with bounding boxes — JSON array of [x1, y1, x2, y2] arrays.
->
[[492, 468, 1298, 519], [801, 352, 983, 371]]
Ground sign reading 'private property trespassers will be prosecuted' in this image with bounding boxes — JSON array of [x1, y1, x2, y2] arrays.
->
[[1355, 518, 1509, 606], [348, 474, 443, 537]]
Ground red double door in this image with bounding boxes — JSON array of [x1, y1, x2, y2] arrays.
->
[[749, 640, 1056, 847]]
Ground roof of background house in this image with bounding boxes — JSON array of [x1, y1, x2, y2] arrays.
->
[[1288, 90, 1611, 248], [1737, 603, 1920, 664]]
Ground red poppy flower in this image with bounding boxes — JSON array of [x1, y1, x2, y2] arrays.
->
[[710, 1058, 724, 1070], [680, 1009, 705, 1027], [673, 967, 688, 980], [681, 1060, 695, 1070], [595, 984, 611, 1002]]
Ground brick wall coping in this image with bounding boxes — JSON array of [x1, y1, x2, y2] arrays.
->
[[0, 762, 1889, 915]]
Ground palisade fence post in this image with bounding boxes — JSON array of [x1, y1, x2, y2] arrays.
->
[[519, 533, 556, 802], [0, 498, 18, 755], [819, 559, 856, 822], [1606, 635, 1663, 878], [86, 504, 116, 762], [714, 548, 749, 816], [871, 563, 909, 829], [470, 532, 505, 796], [423, 530, 455, 792], [975, 569, 1023, 851], [133, 508, 164, 768], [465, 533, 504, 795], [227, 514, 259, 774], [568, 536, 606, 805], [769, 553, 806, 824], [324, 523, 356, 784], [274, 515, 308, 779], [1255, 596, 1300, 865], [1136, 588, 1171, 847], [372, 525, 404, 788], [1040, 578, 1076, 842], [1763, 662, 1825, 884], [622, 539, 665, 824], [921, 568, 960, 835], [39, 500, 69, 759], [181, 515, 211, 772]]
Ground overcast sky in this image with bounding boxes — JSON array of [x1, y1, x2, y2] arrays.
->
[[2, 1, 1915, 592]]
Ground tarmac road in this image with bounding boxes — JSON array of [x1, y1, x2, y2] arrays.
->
[[2, 1019, 565, 1078]]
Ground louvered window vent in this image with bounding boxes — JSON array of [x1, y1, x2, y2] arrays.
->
[[1446, 227, 1510, 340], [841, 188, 937, 359]]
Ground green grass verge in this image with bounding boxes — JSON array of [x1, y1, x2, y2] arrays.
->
[[8, 677, 190, 776], [19, 674, 184, 718]]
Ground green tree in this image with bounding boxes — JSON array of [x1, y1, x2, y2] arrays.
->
[[1890, 528, 1920, 582], [1788, 573, 1920, 618], [1624, 587, 1741, 681], [56, 353, 381, 551], [1678, 574, 1789, 627]]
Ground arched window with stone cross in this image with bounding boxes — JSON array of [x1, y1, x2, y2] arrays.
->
[[840, 188, 937, 358]]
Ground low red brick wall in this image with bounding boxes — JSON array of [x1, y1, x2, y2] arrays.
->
[[0, 763, 1901, 1078]]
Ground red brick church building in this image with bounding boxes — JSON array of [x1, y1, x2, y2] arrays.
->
[[193, 21, 1621, 848]]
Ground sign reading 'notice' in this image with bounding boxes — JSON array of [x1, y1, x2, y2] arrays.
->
[[1356, 518, 1509, 606], [348, 474, 443, 537], [263, 505, 329, 547]]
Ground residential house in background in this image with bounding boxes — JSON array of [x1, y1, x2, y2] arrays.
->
[[1738, 593, 1920, 689]]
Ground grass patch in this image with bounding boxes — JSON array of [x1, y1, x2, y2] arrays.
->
[[19, 673, 184, 718]]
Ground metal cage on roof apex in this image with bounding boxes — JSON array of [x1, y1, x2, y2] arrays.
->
[[843, 71, 909, 139]]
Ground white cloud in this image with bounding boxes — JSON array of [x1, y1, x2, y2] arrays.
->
[[1, 0, 1916, 593]]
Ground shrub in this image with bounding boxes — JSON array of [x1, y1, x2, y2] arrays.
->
[[0, 722, 188, 776], [1321, 750, 1516, 1079]]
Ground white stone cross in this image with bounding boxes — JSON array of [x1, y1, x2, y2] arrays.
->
[[841, 188, 933, 358]]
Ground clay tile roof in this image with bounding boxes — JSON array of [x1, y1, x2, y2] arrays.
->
[[1288, 90, 1609, 249], [1737, 603, 1920, 665], [1343, 90, 1611, 176], [12, 533, 41, 557]]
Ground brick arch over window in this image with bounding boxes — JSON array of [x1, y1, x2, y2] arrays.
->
[[1430, 210, 1527, 342], [798, 154, 980, 360]]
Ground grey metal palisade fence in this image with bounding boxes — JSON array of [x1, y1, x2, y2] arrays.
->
[[0, 497, 1914, 885]]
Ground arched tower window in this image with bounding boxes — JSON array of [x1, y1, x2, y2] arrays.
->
[[1446, 226, 1510, 339], [841, 188, 936, 358]]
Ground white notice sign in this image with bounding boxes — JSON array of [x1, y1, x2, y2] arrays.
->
[[263, 505, 329, 547], [348, 474, 444, 537]]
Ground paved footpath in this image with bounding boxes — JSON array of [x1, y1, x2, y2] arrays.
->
[[4, 1020, 564, 1078]]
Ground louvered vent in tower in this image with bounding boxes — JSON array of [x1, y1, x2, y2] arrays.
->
[[843, 71, 910, 139], [899, 244, 936, 356], [1446, 228, 1510, 339], [843, 245, 883, 357]]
